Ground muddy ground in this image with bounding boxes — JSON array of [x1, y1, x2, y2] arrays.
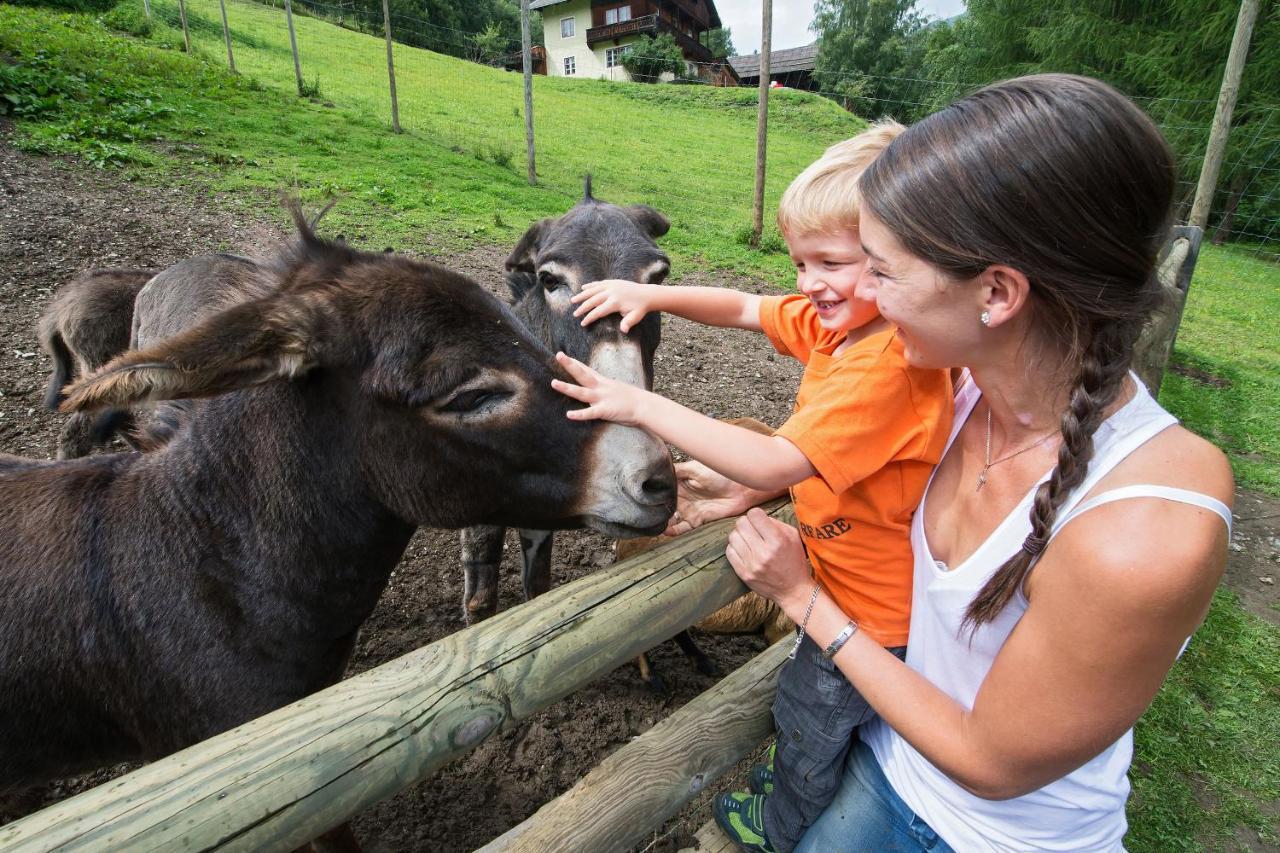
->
[[1, 133, 1277, 851]]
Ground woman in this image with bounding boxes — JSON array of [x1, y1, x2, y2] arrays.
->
[[686, 74, 1233, 851]]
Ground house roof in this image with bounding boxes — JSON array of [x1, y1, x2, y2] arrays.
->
[[728, 42, 817, 78], [531, 0, 721, 30]]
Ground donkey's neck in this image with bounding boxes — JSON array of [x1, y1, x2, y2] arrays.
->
[[139, 376, 414, 635]]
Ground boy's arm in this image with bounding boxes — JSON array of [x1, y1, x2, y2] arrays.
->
[[552, 353, 815, 492], [572, 281, 764, 333]]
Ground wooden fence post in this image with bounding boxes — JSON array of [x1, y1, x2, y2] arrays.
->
[[218, 0, 236, 72], [521, 0, 537, 185], [381, 0, 401, 132], [284, 0, 305, 97], [483, 639, 789, 852], [1133, 226, 1204, 394], [176, 0, 192, 53], [751, 0, 772, 247], [1189, 0, 1261, 230]]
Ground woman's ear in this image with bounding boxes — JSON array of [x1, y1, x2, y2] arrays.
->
[[979, 265, 1033, 328]]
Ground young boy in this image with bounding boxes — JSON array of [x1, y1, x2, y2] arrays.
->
[[550, 121, 952, 853]]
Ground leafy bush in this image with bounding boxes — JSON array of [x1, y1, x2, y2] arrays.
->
[[621, 33, 686, 83], [6, 0, 117, 12], [101, 2, 153, 37]]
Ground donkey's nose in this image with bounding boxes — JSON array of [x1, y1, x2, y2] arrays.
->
[[638, 456, 676, 509]]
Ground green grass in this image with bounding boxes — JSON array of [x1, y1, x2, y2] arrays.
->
[[1129, 589, 1280, 851], [1161, 243, 1280, 496], [1, 4, 1278, 848]]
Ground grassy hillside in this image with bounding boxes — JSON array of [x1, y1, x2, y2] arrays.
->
[[0, 0, 863, 278]]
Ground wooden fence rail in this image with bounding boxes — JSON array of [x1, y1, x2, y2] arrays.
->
[[485, 638, 790, 852], [0, 502, 793, 852]]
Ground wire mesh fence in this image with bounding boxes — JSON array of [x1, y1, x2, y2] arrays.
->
[[139, 0, 1279, 264]]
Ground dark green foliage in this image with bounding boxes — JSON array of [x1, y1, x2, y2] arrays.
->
[[917, 0, 1280, 244], [622, 32, 687, 83], [812, 0, 928, 120], [700, 26, 734, 60], [5, 0, 117, 12]]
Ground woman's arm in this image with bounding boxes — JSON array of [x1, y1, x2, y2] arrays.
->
[[572, 281, 763, 334], [552, 353, 815, 493], [728, 437, 1231, 799]]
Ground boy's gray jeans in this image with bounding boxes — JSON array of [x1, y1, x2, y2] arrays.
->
[[765, 634, 908, 853]]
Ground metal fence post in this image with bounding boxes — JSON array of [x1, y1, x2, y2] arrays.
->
[[218, 0, 236, 72], [521, 0, 537, 185], [284, 0, 305, 96], [751, 0, 772, 247], [381, 0, 401, 132]]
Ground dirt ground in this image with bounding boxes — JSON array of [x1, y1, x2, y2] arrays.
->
[[2, 132, 1277, 851]]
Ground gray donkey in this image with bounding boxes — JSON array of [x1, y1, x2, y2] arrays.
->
[[0, 204, 675, 800], [459, 179, 679, 623]]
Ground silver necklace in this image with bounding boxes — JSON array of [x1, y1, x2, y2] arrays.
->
[[977, 407, 1058, 492]]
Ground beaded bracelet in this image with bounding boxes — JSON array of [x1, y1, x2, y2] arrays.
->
[[788, 583, 821, 660]]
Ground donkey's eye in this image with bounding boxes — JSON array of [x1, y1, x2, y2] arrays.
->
[[439, 388, 511, 414], [538, 271, 567, 291]]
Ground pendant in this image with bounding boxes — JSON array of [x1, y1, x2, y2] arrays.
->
[[976, 469, 988, 492]]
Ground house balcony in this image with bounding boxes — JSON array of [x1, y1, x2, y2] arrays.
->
[[586, 13, 715, 63]]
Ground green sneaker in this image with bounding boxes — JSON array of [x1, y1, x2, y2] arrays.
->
[[749, 743, 775, 796], [713, 790, 775, 853]]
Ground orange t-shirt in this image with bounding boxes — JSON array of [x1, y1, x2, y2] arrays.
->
[[760, 294, 952, 647]]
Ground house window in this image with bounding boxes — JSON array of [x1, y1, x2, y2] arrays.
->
[[563, 55, 577, 75], [604, 5, 632, 25], [560, 16, 575, 39], [606, 45, 632, 68]]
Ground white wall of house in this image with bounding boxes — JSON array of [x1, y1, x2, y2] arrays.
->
[[540, 0, 639, 81]]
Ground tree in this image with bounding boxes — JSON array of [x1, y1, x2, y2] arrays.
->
[[919, 0, 1280, 241], [811, 0, 928, 121], [622, 33, 687, 83], [700, 27, 735, 59]]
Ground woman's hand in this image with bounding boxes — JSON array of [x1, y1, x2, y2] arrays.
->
[[726, 508, 812, 617], [551, 352, 648, 426], [572, 280, 658, 333], [666, 461, 784, 535]]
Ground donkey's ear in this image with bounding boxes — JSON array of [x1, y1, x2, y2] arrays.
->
[[60, 295, 326, 413], [625, 205, 670, 239], [505, 218, 552, 273]]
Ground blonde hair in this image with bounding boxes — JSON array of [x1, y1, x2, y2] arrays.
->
[[776, 119, 906, 237]]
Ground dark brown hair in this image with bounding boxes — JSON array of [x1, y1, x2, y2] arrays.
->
[[859, 74, 1177, 628]]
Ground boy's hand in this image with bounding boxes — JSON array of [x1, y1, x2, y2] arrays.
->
[[572, 280, 656, 333], [666, 461, 784, 536], [551, 352, 648, 426], [726, 508, 812, 614]]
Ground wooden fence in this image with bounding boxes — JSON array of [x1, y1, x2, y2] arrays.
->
[[0, 503, 794, 852]]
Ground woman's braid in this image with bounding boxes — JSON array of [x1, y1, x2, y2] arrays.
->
[[964, 323, 1137, 630]]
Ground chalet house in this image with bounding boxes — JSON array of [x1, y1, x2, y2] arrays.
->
[[530, 0, 731, 83], [729, 42, 819, 91]]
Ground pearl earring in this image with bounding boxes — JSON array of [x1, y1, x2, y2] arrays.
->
[[980, 311, 991, 326]]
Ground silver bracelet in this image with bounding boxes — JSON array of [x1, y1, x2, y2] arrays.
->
[[788, 583, 821, 660], [822, 619, 859, 660]]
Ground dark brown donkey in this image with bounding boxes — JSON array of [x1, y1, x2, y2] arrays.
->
[[459, 179, 678, 623], [0, 206, 675, 797], [37, 267, 156, 459]]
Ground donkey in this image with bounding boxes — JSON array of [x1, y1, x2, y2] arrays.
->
[[459, 179, 676, 623], [0, 205, 676, 796], [37, 267, 156, 459]]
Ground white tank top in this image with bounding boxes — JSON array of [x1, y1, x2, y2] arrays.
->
[[862, 374, 1232, 852]]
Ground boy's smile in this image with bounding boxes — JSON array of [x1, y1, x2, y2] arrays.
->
[[787, 228, 881, 336]]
